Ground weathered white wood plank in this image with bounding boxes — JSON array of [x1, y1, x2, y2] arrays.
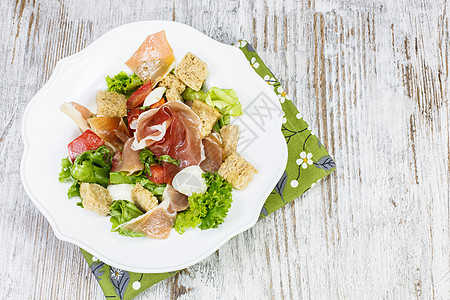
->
[[0, 0, 448, 299]]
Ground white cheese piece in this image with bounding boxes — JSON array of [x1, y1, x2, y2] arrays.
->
[[172, 165, 207, 196], [143, 87, 166, 107], [107, 184, 134, 202]]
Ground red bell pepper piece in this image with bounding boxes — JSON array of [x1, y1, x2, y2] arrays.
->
[[68, 130, 104, 162]]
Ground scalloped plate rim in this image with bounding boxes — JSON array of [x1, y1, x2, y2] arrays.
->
[[20, 20, 288, 273]]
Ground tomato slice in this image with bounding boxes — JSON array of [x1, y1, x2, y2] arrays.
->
[[127, 81, 153, 110], [68, 130, 104, 162], [146, 164, 165, 184], [150, 97, 166, 109]]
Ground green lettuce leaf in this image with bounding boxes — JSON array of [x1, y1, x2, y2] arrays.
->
[[67, 180, 80, 198], [110, 200, 145, 238], [59, 158, 73, 182], [182, 87, 242, 131], [158, 155, 180, 166], [181, 88, 207, 101], [139, 148, 180, 177], [59, 146, 111, 198], [139, 148, 159, 177], [109, 172, 166, 196], [105, 71, 143, 98], [174, 172, 233, 234], [213, 115, 231, 132], [205, 87, 243, 117], [70, 146, 112, 187]]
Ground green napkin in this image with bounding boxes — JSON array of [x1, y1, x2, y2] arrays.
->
[[81, 40, 336, 300]]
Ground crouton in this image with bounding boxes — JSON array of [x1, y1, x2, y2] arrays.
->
[[158, 73, 186, 94], [96, 91, 127, 118], [175, 52, 208, 91], [80, 183, 113, 216], [165, 88, 182, 102], [218, 152, 257, 190], [220, 125, 239, 159], [131, 184, 158, 212], [191, 100, 222, 138]]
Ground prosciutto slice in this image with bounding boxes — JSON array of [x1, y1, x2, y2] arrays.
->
[[88, 116, 130, 151], [133, 101, 203, 183], [115, 138, 144, 174], [120, 185, 187, 238], [125, 31, 175, 87], [164, 185, 189, 213], [200, 135, 223, 173], [121, 198, 176, 239], [60, 102, 94, 132]]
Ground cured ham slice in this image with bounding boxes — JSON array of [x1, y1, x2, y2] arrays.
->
[[200, 135, 223, 173], [111, 150, 122, 172], [71, 101, 94, 119], [164, 185, 189, 213], [88, 116, 130, 151], [133, 102, 203, 183], [120, 184, 188, 238], [121, 198, 176, 239], [116, 138, 144, 174], [127, 107, 146, 135], [125, 31, 175, 88], [60, 102, 94, 132]]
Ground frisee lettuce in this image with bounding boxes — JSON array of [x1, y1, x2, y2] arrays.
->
[[174, 172, 233, 234], [105, 71, 143, 98], [109, 171, 166, 196], [110, 200, 145, 238]]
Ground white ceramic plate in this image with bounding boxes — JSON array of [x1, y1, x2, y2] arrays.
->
[[21, 21, 288, 273]]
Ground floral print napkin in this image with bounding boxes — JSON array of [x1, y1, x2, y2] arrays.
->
[[80, 40, 336, 300]]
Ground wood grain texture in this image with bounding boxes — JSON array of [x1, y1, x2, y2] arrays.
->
[[1, 0, 449, 299]]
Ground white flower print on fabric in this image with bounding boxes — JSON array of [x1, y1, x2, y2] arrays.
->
[[233, 40, 248, 48], [250, 57, 260, 69], [276, 86, 287, 103], [263, 75, 277, 88], [299, 151, 313, 169], [307, 126, 316, 137], [110, 267, 123, 280]]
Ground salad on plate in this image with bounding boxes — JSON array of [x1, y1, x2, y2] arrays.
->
[[58, 30, 258, 239]]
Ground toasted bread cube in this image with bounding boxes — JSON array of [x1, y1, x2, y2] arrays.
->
[[80, 183, 113, 216], [218, 152, 258, 190], [131, 184, 158, 212], [165, 88, 182, 102], [175, 52, 208, 91], [96, 91, 127, 118], [220, 125, 239, 159], [158, 73, 186, 94], [191, 100, 221, 139]]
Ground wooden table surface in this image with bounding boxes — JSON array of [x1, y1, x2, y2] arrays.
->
[[1, 0, 449, 299]]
